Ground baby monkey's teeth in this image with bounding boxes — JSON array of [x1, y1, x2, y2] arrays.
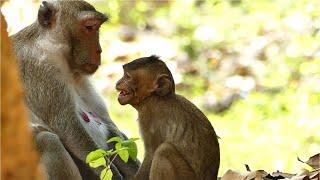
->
[[120, 90, 128, 96]]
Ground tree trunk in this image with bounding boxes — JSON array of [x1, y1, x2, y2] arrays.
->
[[1, 12, 43, 180]]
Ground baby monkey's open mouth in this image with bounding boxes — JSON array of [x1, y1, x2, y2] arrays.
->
[[117, 88, 133, 105], [119, 90, 130, 98]]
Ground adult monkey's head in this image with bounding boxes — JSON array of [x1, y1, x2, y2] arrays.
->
[[38, 0, 108, 74]]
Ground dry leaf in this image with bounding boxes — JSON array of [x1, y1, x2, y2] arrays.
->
[[309, 169, 319, 180], [221, 170, 247, 180], [298, 153, 320, 169], [221, 154, 319, 180], [285, 174, 310, 180], [306, 154, 320, 169], [246, 170, 268, 179], [270, 171, 296, 178], [221, 169, 267, 180]]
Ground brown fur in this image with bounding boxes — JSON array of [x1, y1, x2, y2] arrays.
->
[[116, 56, 220, 180]]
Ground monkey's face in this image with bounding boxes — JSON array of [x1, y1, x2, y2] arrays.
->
[[36, 0, 107, 75], [62, 6, 108, 75], [116, 68, 156, 106], [70, 19, 104, 75], [116, 56, 176, 106], [116, 70, 138, 105]]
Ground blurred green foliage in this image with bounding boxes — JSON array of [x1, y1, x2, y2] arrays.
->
[[89, 0, 320, 176]]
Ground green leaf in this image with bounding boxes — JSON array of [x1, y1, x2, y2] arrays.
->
[[100, 167, 113, 180], [86, 149, 107, 163], [118, 149, 129, 163], [105, 136, 139, 162], [115, 147, 129, 152], [122, 141, 138, 160], [115, 142, 122, 150], [128, 138, 139, 142], [88, 157, 106, 168], [128, 143, 138, 160], [107, 136, 123, 143]]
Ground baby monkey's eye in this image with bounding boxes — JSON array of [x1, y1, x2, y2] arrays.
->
[[125, 72, 132, 79], [85, 25, 94, 30]]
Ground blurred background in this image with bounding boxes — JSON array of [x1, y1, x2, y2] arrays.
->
[[2, 0, 320, 176]]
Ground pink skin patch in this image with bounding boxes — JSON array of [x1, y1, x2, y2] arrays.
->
[[81, 111, 102, 124], [81, 112, 90, 122]]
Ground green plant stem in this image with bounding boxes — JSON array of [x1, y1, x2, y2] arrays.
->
[[109, 154, 118, 166]]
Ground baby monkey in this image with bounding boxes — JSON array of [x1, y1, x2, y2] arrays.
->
[[116, 55, 220, 180]]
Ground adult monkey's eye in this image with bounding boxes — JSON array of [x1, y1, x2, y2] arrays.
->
[[83, 19, 99, 32]]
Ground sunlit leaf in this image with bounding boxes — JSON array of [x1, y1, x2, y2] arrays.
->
[[115, 142, 122, 150], [128, 138, 139, 141], [118, 149, 129, 163], [100, 167, 113, 180], [86, 149, 107, 163], [88, 157, 106, 168], [107, 136, 123, 143], [122, 141, 138, 160], [115, 147, 130, 153]]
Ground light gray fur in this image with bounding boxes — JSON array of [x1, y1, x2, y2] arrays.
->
[[11, 1, 139, 179]]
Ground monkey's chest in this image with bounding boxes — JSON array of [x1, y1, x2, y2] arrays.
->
[[76, 98, 109, 149], [141, 126, 164, 149], [80, 110, 109, 149]]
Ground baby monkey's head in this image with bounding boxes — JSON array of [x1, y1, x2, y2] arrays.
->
[[116, 55, 175, 106]]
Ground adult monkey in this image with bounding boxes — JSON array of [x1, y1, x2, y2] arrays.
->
[[11, 0, 139, 179]]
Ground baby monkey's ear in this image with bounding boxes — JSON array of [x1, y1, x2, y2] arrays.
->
[[154, 74, 173, 96]]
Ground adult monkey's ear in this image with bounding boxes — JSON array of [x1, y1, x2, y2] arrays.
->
[[38, 1, 56, 27], [155, 74, 173, 96]]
